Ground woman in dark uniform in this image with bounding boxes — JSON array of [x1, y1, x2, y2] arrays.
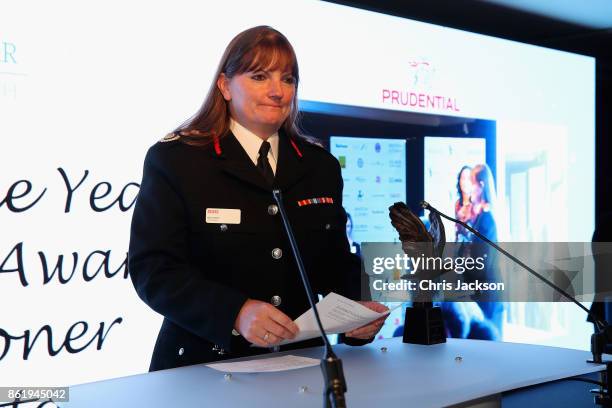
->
[[128, 25, 387, 371]]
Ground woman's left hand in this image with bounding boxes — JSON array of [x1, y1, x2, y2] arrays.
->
[[345, 301, 389, 339]]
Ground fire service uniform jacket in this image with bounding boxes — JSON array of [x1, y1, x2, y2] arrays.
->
[[128, 130, 368, 371]]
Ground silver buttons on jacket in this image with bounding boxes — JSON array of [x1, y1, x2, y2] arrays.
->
[[212, 344, 226, 355], [268, 204, 279, 215], [219, 224, 228, 232], [178, 347, 184, 356], [271, 248, 283, 259], [271, 295, 282, 306], [325, 223, 331, 230]]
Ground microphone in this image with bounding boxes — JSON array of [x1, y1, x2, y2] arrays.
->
[[272, 189, 347, 408], [420, 200, 612, 405], [419, 201, 607, 333]]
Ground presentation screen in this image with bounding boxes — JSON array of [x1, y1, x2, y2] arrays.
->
[[330, 136, 407, 244], [1, 0, 595, 388], [424, 136, 488, 240], [422, 133, 592, 349]]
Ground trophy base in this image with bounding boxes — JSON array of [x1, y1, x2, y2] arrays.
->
[[402, 304, 447, 345]]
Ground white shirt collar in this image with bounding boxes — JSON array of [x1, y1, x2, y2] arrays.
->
[[229, 118, 278, 174]]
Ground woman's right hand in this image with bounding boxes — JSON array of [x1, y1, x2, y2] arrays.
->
[[234, 299, 299, 347]]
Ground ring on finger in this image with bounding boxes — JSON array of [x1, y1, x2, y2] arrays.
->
[[263, 331, 270, 341]]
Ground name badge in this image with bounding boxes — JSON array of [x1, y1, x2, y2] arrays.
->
[[205, 208, 241, 224]]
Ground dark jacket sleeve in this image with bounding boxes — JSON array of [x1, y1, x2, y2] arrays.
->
[[128, 144, 248, 351], [325, 154, 376, 346]]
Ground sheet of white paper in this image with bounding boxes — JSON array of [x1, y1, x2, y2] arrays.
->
[[275, 292, 399, 346], [205, 355, 319, 373]]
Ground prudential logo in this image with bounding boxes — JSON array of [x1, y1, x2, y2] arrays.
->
[[381, 57, 460, 113], [408, 59, 435, 90]]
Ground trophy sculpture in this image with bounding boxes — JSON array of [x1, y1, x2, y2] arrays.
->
[[389, 202, 447, 345]]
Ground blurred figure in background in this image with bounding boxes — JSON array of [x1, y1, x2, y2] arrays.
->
[[469, 164, 498, 243], [442, 163, 505, 341], [465, 164, 504, 339], [589, 212, 612, 352], [454, 165, 473, 245]]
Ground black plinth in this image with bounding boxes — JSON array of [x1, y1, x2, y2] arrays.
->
[[403, 304, 447, 345]]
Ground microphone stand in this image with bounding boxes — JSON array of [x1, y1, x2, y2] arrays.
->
[[420, 200, 612, 406], [273, 190, 347, 408]]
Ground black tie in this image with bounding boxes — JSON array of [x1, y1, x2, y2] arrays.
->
[[257, 141, 275, 185]]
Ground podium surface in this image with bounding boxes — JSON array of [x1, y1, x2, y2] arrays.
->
[[65, 338, 605, 407]]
